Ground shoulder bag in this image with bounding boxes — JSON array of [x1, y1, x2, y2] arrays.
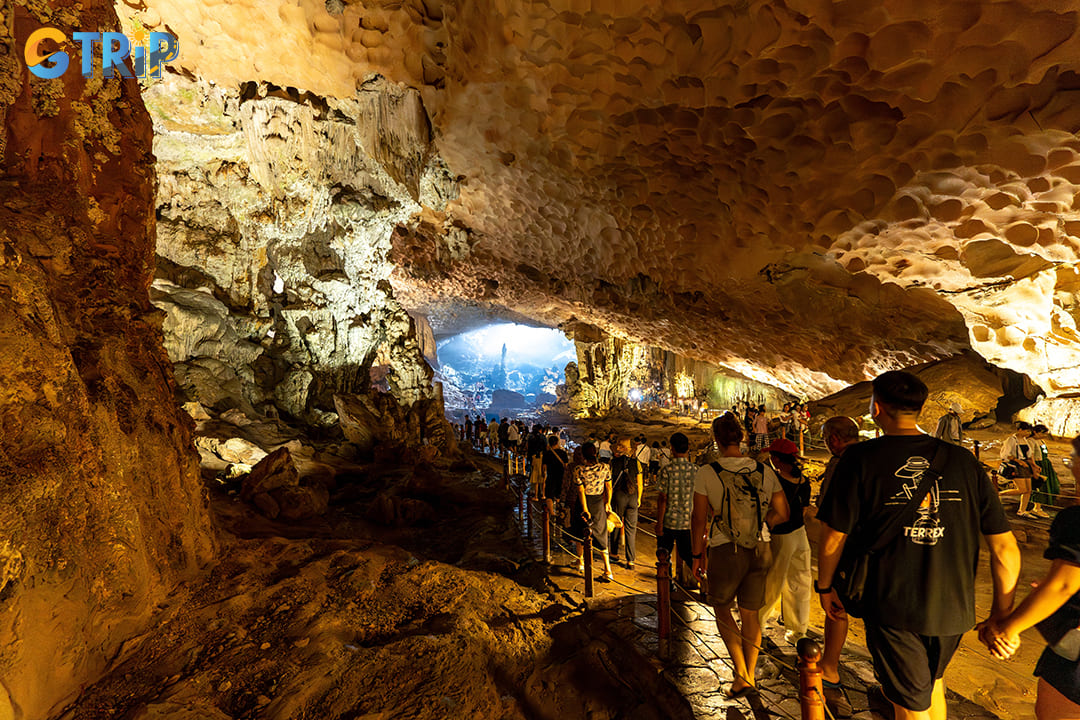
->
[[835, 441, 947, 617]]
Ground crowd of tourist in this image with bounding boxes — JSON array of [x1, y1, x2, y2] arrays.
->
[[452, 374, 1080, 720]]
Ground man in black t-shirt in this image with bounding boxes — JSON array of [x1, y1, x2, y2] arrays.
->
[[817, 371, 1020, 720]]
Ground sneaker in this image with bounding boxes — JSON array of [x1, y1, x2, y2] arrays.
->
[[1030, 508, 1051, 519], [1017, 510, 1035, 519], [822, 681, 853, 718], [784, 630, 805, 646]]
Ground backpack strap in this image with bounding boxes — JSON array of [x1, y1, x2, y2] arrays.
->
[[751, 461, 766, 531], [708, 461, 730, 540]]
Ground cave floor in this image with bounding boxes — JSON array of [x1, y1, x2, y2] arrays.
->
[[524, 486, 1027, 720], [57, 436, 699, 720], [55, 408, 1062, 720]]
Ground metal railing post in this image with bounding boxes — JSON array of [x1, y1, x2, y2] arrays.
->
[[584, 533, 594, 598], [656, 548, 671, 640], [797, 638, 826, 720], [542, 502, 551, 564]]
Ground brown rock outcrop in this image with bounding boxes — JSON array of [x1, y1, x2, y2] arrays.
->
[[335, 390, 459, 456], [810, 352, 1013, 428], [1, 2, 215, 716], [239, 447, 332, 521]]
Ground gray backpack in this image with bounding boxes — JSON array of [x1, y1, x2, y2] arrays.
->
[[708, 461, 769, 549]]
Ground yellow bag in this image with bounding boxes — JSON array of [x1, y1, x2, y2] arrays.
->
[[606, 511, 624, 534]]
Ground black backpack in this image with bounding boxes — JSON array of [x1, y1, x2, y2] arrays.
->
[[611, 456, 638, 494]]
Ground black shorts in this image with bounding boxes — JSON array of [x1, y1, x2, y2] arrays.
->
[[545, 475, 563, 501], [657, 529, 692, 564], [863, 623, 962, 711]]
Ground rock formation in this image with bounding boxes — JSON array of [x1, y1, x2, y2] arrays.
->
[[809, 351, 1032, 430], [556, 324, 637, 416], [148, 74, 450, 426], [1, 3, 215, 717], [124, 0, 1080, 417], [12, 0, 1080, 713]]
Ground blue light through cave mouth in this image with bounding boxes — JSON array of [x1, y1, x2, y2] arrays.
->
[[437, 323, 575, 411]]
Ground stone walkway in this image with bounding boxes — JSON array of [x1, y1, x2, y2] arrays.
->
[[504, 472, 1003, 720], [573, 588, 998, 720]]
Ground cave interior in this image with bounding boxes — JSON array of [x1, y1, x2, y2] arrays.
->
[[4, 0, 1080, 717]]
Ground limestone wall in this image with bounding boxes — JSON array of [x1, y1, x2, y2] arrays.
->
[[148, 75, 450, 425], [0, 3, 216, 717]]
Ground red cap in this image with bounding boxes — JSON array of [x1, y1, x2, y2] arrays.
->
[[766, 438, 800, 456]]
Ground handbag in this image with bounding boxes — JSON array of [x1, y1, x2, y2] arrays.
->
[[835, 441, 947, 617], [1002, 460, 1033, 479], [606, 511, 624, 534]]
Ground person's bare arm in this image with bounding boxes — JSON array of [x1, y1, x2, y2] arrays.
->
[[604, 479, 612, 513], [974, 531, 1023, 656], [765, 489, 789, 530], [986, 531, 1021, 620], [637, 468, 643, 506], [1000, 559, 1080, 641], [817, 523, 849, 621]]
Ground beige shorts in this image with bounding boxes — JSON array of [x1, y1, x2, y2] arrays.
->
[[707, 541, 772, 610]]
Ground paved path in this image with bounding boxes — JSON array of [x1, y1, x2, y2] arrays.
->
[[496, 465, 1006, 720]]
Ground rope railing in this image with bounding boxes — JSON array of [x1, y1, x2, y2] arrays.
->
[[509, 476, 840, 720], [495, 437, 1052, 720]]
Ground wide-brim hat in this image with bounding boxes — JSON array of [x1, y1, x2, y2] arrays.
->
[[950, 402, 963, 414], [766, 438, 801, 456]]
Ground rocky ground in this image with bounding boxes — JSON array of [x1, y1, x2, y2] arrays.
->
[[53, 412, 693, 720], [52, 403, 1070, 720]]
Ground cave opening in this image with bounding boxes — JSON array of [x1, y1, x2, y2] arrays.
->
[[435, 323, 575, 416]]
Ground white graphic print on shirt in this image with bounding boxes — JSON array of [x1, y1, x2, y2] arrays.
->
[[884, 456, 961, 546]]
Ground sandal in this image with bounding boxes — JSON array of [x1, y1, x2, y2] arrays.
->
[[724, 685, 758, 700], [596, 573, 614, 583]]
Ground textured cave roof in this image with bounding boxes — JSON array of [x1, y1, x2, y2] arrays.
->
[[132, 0, 1080, 397]]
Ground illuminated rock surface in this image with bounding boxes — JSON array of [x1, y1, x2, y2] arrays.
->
[[128, 0, 1080, 404], [10, 0, 1080, 716], [148, 73, 449, 422]]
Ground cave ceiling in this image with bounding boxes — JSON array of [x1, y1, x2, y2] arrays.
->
[[127, 0, 1080, 397]]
